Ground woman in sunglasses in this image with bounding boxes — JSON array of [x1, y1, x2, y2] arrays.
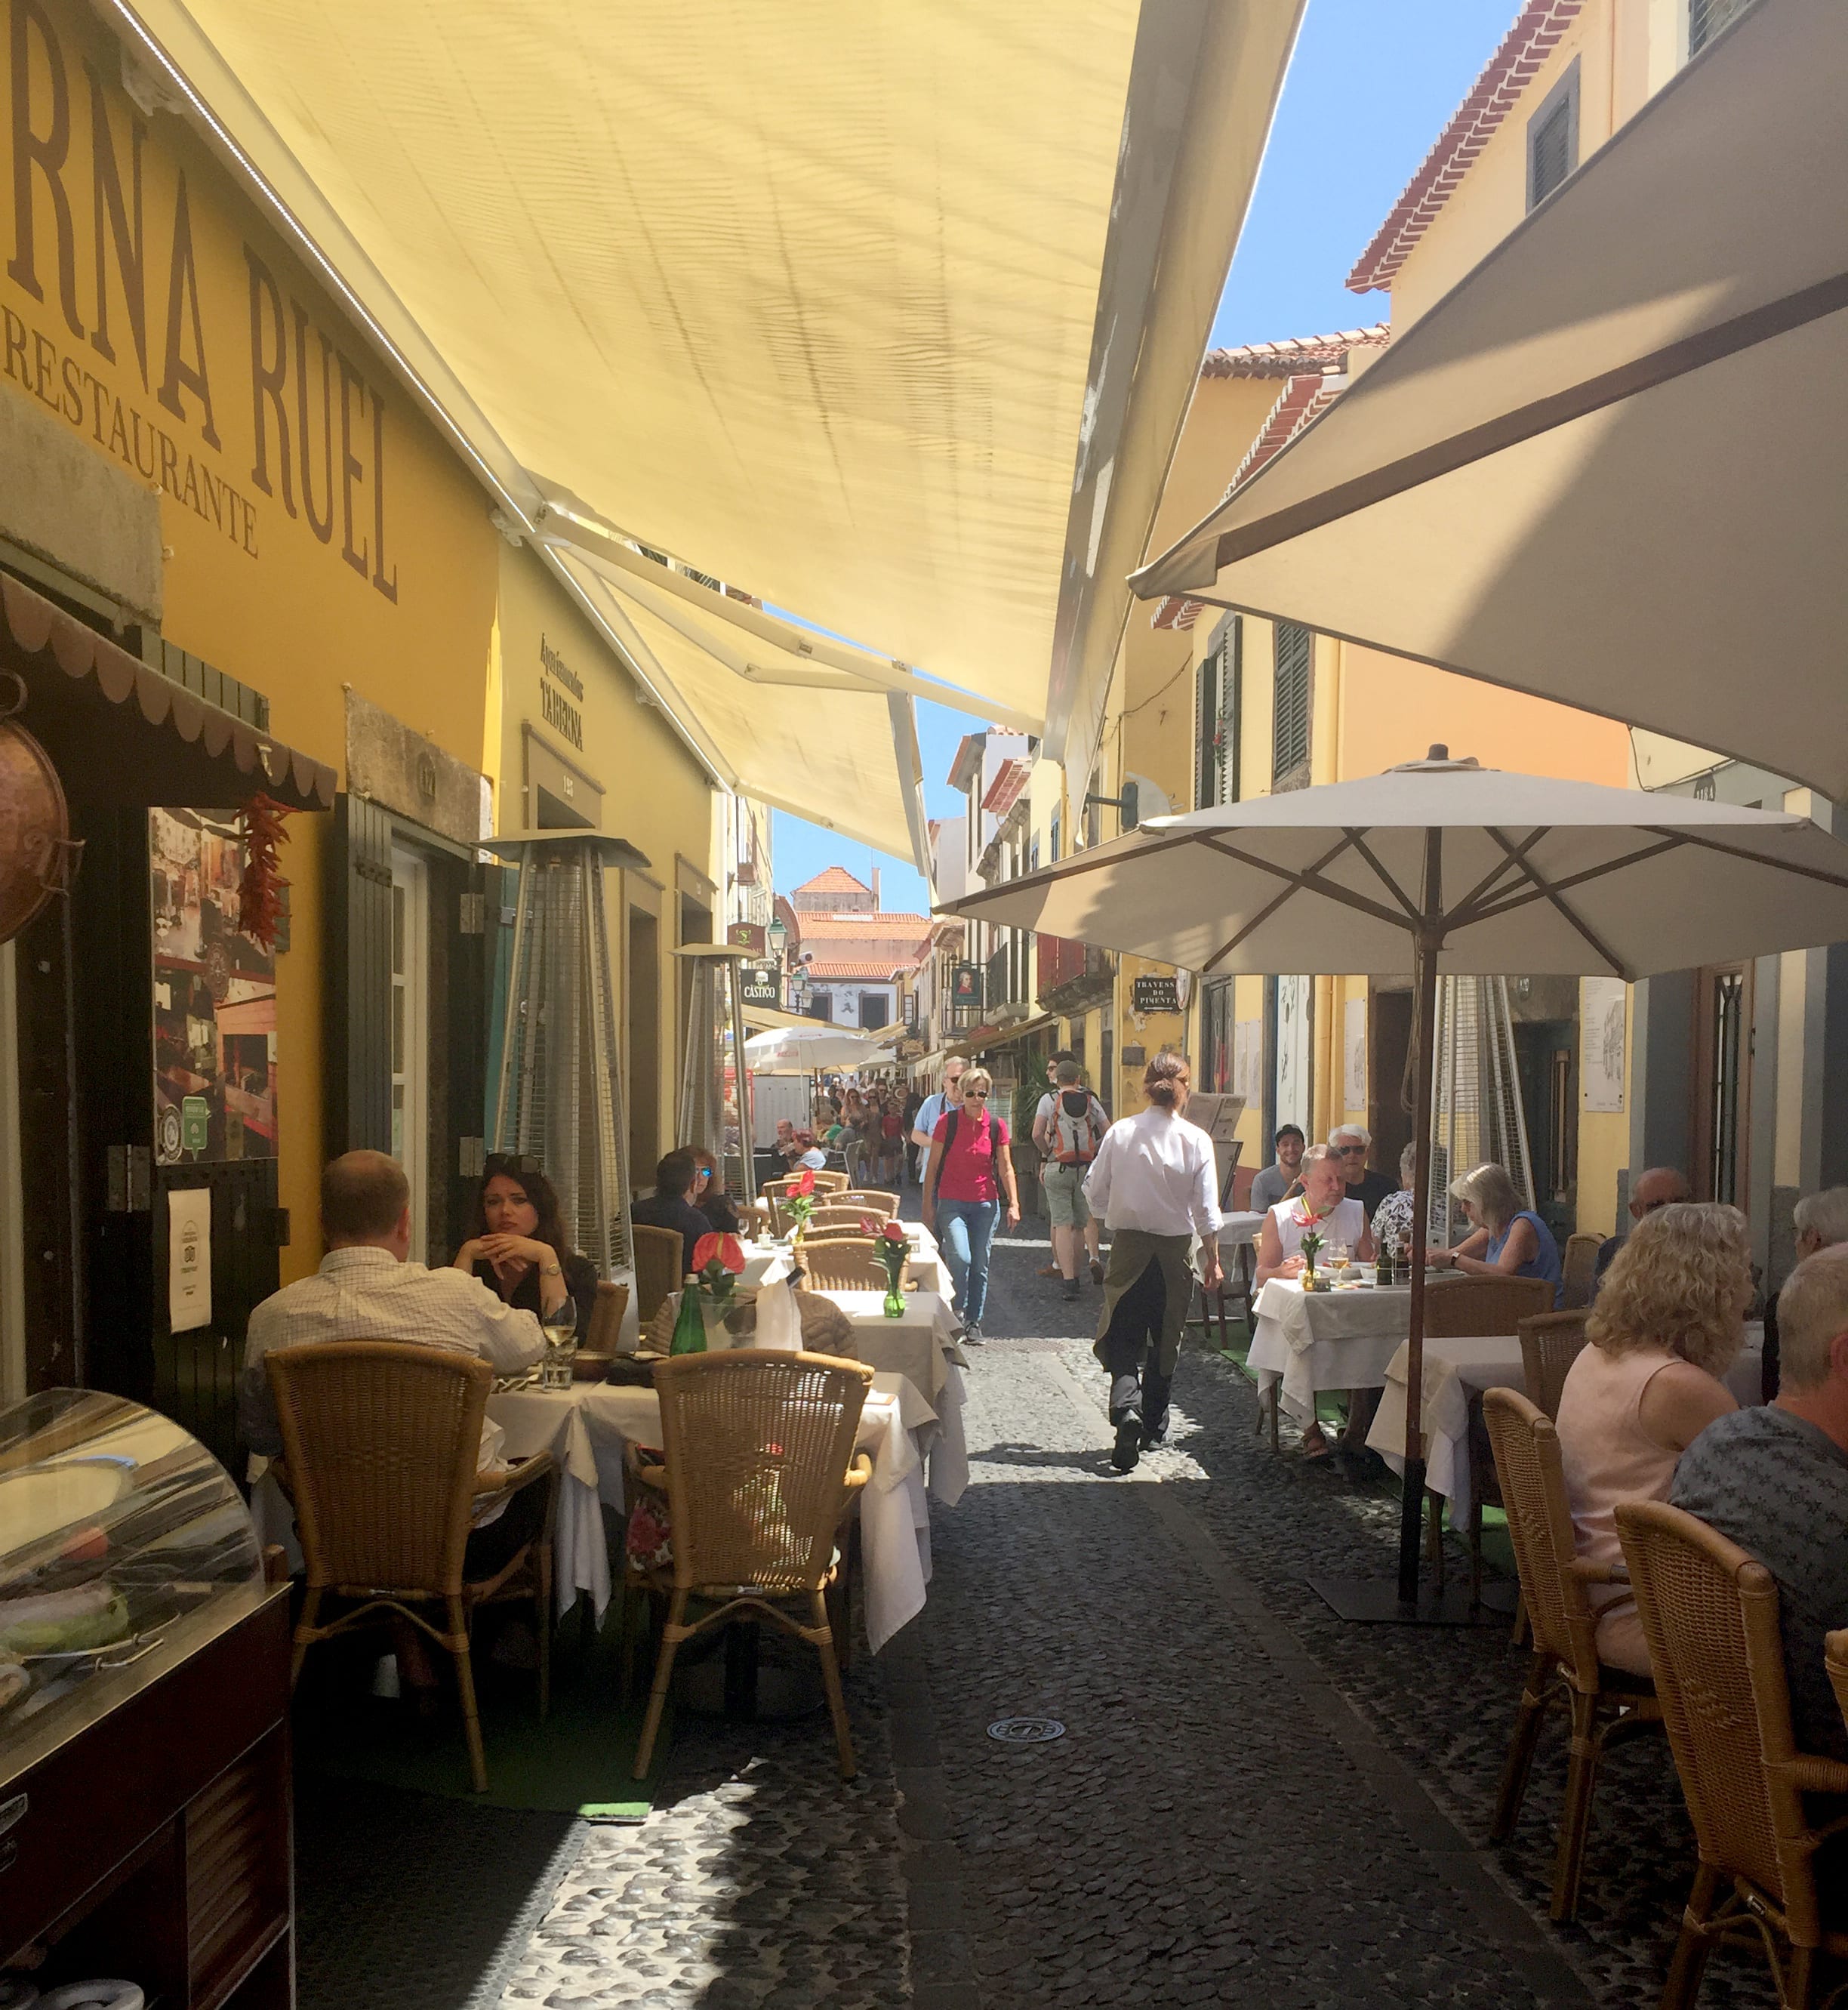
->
[[921, 1066, 1020, 1343]]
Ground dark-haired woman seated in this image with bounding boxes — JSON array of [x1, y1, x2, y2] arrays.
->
[[688, 1147, 743, 1237], [453, 1158, 599, 1342]]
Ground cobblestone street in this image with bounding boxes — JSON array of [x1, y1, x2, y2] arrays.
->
[[297, 1227, 1780, 2008]]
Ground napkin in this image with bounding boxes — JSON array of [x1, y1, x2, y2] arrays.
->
[[754, 1278, 802, 1352]]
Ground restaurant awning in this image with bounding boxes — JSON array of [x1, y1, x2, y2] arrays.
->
[[1, 575, 336, 812], [1129, 0, 1848, 798], [114, 0, 1303, 791]]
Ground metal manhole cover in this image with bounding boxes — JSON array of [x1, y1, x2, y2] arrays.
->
[[987, 1716, 1065, 1745]]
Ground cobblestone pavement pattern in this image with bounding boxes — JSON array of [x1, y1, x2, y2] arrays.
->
[[298, 1220, 1788, 2008]]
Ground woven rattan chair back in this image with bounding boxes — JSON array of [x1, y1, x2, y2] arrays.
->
[[761, 1176, 796, 1204], [632, 1223, 684, 1324], [1517, 1310, 1591, 1419], [838, 1190, 898, 1217], [1827, 1630, 1848, 1743], [586, 1279, 630, 1352], [1423, 1272, 1554, 1339], [812, 1170, 849, 1194], [266, 1341, 485, 1597], [652, 1349, 871, 1594], [1482, 1389, 1603, 1689], [808, 1205, 882, 1233], [1561, 1233, 1602, 1310], [797, 1239, 887, 1292], [1615, 1500, 1797, 1923]]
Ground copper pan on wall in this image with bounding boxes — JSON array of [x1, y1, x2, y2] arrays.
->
[[0, 674, 83, 945]]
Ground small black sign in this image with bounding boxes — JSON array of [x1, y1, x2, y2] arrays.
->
[[1132, 975, 1181, 1016], [740, 966, 781, 1007]]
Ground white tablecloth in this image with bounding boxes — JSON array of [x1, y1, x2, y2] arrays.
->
[[487, 1365, 966, 1651], [1248, 1275, 1432, 1424], [1366, 1324, 1766, 1526], [739, 1227, 955, 1301], [1217, 1210, 1265, 1250]]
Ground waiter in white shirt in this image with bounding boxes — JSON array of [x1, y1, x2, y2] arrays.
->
[[1083, 1053, 1222, 1472]]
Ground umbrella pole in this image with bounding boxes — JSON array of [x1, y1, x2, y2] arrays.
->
[[1398, 849, 1442, 1607]]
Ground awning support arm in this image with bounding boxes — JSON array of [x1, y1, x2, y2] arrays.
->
[[1452, 836, 1689, 929], [1643, 826, 1848, 895], [1480, 829, 1631, 979]]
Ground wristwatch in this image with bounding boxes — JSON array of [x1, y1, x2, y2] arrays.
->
[[541, 1262, 562, 1278]]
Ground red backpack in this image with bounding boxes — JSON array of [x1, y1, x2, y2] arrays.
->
[[1052, 1089, 1101, 1166]]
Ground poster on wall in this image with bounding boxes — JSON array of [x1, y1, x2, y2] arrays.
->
[[151, 809, 279, 1167], [1234, 1019, 1263, 1108], [1344, 997, 1367, 1111], [168, 1186, 212, 1332], [1580, 976, 1627, 1113], [1275, 975, 1312, 1131]]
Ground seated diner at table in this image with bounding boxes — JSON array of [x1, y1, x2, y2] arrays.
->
[[1369, 1142, 1419, 1260], [1255, 1143, 1375, 1458], [1330, 1123, 1397, 1219], [688, 1145, 742, 1237], [630, 1148, 714, 1275], [453, 1156, 599, 1342], [1554, 1202, 1748, 1677], [1593, 1164, 1692, 1293], [1249, 1124, 1305, 1215], [1427, 1161, 1563, 1306]]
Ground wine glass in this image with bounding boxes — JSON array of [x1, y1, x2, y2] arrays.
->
[[541, 1297, 578, 1388]]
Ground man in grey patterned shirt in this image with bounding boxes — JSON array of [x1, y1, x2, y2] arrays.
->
[[1671, 1244, 1848, 1762]]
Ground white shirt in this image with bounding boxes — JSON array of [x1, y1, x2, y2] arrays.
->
[[240, 1247, 544, 1518], [796, 1147, 827, 1170], [1267, 1195, 1367, 1261], [1083, 1106, 1221, 1238], [1033, 1089, 1107, 1153]]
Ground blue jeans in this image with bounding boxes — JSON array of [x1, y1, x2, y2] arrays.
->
[[935, 1198, 999, 1324]]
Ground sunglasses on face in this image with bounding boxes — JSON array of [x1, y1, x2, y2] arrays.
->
[[1338, 1145, 1367, 1157], [964, 1087, 990, 1099]]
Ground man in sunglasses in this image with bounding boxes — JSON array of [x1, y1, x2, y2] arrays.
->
[[1329, 1124, 1395, 1220], [1594, 1165, 1692, 1291]]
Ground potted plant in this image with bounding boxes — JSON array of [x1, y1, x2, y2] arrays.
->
[[1299, 1225, 1325, 1292], [862, 1216, 910, 1318], [783, 1165, 818, 1240]]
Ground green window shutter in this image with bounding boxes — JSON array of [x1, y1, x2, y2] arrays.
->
[[326, 794, 394, 1155], [1272, 621, 1312, 780], [1194, 646, 1220, 809]]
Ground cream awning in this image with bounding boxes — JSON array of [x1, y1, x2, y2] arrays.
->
[[1130, 0, 1848, 798], [118, 0, 1302, 794]]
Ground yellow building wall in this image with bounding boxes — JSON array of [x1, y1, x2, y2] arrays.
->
[[2, 0, 502, 1279]]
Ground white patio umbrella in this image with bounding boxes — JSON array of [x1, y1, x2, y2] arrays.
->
[[944, 748, 1848, 1615], [743, 1022, 900, 1074], [1129, 0, 1848, 798]]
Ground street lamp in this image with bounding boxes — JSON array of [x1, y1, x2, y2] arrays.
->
[[766, 915, 788, 962]]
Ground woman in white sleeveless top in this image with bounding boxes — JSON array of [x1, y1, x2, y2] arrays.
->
[[1255, 1145, 1375, 1458]]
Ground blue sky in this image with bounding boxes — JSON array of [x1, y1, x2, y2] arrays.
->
[[772, 1, 1512, 918]]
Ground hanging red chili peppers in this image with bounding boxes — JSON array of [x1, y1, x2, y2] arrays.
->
[[238, 793, 294, 950]]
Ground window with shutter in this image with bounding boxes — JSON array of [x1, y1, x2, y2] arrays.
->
[[1194, 646, 1220, 809], [1272, 621, 1312, 783], [1526, 62, 1578, 211], [1194, 618, 1244, 809], [1689, 0, 1755, 56]]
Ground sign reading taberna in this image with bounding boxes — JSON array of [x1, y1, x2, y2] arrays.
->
[[1132, 975, 1181, 1016], [740, 966, 781, 1007]]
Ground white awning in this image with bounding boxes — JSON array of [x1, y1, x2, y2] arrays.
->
[[115, 0, 1301, 785], [1129, 0, 1848, 798]]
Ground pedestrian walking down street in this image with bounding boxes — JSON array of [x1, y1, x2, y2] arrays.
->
[[921, 1065, 1020, 1344], [1085, 1053, 1222, 1470]]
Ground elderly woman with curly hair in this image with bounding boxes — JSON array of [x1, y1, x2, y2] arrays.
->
[[1554, 1202, 1751, 1676]]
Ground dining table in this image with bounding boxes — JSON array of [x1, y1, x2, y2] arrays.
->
[[739, 1223, 955, 1301], [486, 1359, 968, 1652], [1247, 1270, 1472, 1430], [1365, 1322, 1767, 1526]]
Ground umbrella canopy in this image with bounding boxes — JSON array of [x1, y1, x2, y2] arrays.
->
[[947, 753, 1848, 981], [1128, 0, 1848, 798], [946, 748, 1848, 1614], [744, 1024, 900, 1074]]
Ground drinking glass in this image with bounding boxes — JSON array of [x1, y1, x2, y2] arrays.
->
[[541, 1297, 578, 1388]]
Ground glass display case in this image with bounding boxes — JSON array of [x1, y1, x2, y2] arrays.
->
[[0, 1391, 293, 2009]]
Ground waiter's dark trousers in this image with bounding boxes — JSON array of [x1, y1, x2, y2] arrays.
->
[[1098, 1254, 1172, 1435]]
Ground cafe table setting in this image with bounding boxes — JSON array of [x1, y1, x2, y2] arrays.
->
[[1247, 1265, 1467, 1429], [485, 1359, 965, 1651], [1365, 1321, 1767, 1526], [738, 1222, 955, 1301]]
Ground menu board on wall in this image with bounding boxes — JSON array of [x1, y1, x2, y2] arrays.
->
[[1580, 976, 1626, 1114], [150, 810, 278, 1166]]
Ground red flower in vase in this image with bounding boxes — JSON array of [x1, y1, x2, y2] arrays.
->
[[792, 1168, 817, 1198], [880, 1221, 907, 1245], [691, 1232, 746, 1275]]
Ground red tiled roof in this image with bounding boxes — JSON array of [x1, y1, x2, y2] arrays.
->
[[1151, 597, 1206, 632], [1200, 325, 1389, 378], [1227, 374, 1347, 498], [1347, 1, 1584, 292], [793, 865, 873, 896], [793, 912, 932, 939], [805, 959, 904, 979], [981, 757, 1031, 818]]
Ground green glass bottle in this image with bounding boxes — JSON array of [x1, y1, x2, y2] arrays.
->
[[669, 1278, 708, 1355]]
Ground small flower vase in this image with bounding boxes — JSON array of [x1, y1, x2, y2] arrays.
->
[[882, 1285, 907, 1319]]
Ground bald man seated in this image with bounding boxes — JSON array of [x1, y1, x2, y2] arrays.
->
[[1594, 1166, 1693, 1292]]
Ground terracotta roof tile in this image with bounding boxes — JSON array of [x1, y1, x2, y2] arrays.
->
[[1200, 325, 1389, 378], [1227, 374, 1347, 498], [793, 865, 873, 895], [1348, 1, 1584, 292], [1151, 596, 1206, 632], [793, 912, 932, 938]]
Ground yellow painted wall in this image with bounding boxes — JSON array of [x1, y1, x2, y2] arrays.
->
[[3, 0, 502, 1278]]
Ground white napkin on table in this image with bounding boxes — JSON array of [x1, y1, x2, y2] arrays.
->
[[754, 1278, 802, 1352]]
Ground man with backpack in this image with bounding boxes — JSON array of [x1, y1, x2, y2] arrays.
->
[[1034, 1056, 1107, 1298]]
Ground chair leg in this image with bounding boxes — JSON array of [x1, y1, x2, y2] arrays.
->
[[1551, 1689, 1602, 1922], [634, 1589, 687, 1780], [1489, 1653, 1553, 1843], [1659, 1863, 1721, 2010], [812, 1591, 857, 1781], [1511, 1593, 1529, 1648], [449, 1595, 488, 1796], [289, 1586, 322, 1691]]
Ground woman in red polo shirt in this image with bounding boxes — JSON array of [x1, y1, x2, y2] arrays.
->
[[920, 1067, 1020, 1343]]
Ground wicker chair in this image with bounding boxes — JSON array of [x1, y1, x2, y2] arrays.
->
[[1424, 1275, 1556, 1590], [838, 1190, 898, 1218], [584, 1279, 630, 1353], [812, 1170, 849, 1194], [265, 1341, 557, 1795], [1561, 1232, 1603, 1309], [1518, 1309, 1591, 1419], [632, 1223, 684, 1324], [630, 1349, 873, 1778], [1619, 1500, 1848, 2007], [796, 1238, 888, 1292], [808, 1204, 885, 1232], [1483, 1389, 1661, 1921]]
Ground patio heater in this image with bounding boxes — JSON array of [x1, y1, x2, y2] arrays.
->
[[488, 834, 645, 1275], [673, 942, 756, 1205], [1426, 976, 1535, 1246]]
